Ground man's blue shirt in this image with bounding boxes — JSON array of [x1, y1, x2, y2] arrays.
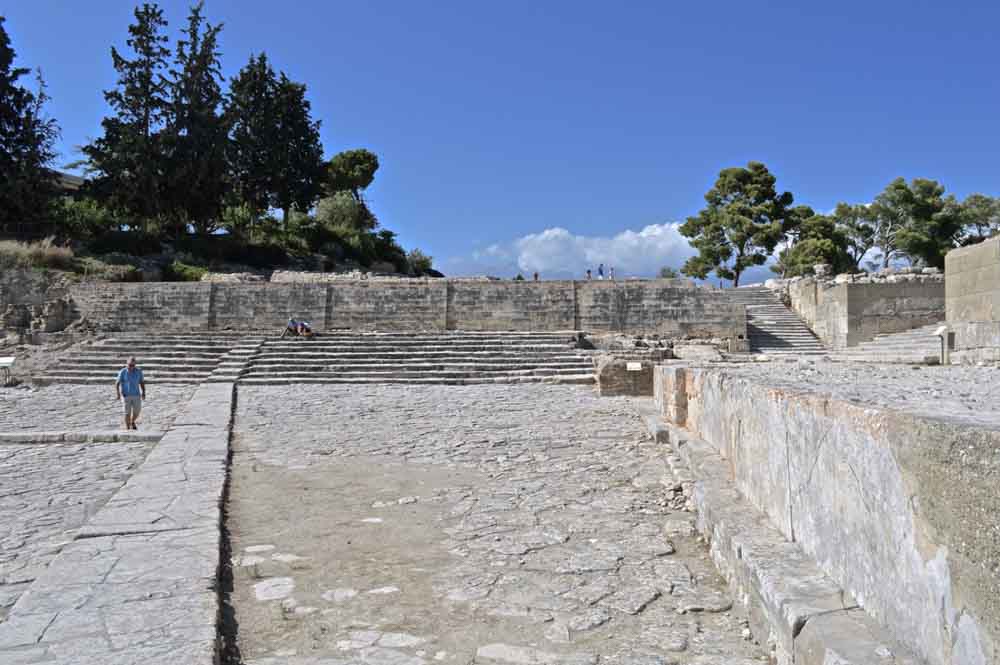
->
[[117, 367, 144, 396]]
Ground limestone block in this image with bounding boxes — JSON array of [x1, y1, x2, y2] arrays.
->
[[595, 356, 653, 396]]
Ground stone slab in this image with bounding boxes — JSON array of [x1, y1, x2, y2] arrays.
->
[[0, 382, 234, 665], [639, 403, 922, 665]]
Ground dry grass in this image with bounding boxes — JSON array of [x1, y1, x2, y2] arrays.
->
[[0, 237, 75, 270]]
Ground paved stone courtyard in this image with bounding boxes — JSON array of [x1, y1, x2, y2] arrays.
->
[[229, 384, 766, 664], [0, 439, 152, 622], [0, 385, 196, 432]]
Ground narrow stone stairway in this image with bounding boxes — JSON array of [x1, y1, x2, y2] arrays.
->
[[833, 324, 944, 364], [726, 287, 827, 356], [239, 331, 596, 385]]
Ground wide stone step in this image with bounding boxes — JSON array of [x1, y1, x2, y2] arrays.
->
[[32, 375, 207, 385], [242, 367, 591, 380], [237, 374, 596, 386], [251, 352, 592, 362], [246, 360, 593, 372], [66, 357, 222, 366], [261, 342, 578, 352]]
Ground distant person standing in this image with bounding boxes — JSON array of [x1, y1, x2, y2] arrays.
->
[[597, 264, 605, 279], [610, 266, 615, 280], [533, 271, 539, 281], [586, 269, 592, 280], [115, 356, 145, 431]]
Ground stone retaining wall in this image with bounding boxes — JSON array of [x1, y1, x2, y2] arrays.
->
[[68, 280, 747, 337], [946, 236, 1000, 323], [654, 366, 998, 665], [784, 276, 944, 348]]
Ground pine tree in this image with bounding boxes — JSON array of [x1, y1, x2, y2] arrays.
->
[[83, 3, 170, 231], [163, 1, 227, 236], [226, 56, 325, 232], [271, 73, 324, 224], [225, 53, 277, 237], [680, 161, 793, 286], [0, 16, 60, 230]]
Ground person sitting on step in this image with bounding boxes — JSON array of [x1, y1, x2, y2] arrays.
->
[[281, 318, 314, 339]]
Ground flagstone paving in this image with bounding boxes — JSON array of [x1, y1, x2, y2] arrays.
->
[[0, 385, 196, 432], [0, 439, 153, 622], [229, 384, 766, 665]]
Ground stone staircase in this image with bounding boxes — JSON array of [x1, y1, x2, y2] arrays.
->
[[833, 324, 944, 364], [33, 331, 597, 386], [239, 331, 596, 385], [726, 287, 827, 356], [33, 333, 266, 385]]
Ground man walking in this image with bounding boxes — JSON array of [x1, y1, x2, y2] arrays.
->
[[115, 356, 146, 430]]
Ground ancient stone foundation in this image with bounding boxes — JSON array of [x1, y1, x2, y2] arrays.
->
[[654, 365, 998, 665]]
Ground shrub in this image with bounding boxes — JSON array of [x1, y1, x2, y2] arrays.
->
[[163, 260, 207, 282], [57, 198, 119, 239], [0, 237, 75, 270], [88, 231, 162, 256], [175, 235, 289, 268], [406, 248, 433, 275], [73, 256, 143, 282]]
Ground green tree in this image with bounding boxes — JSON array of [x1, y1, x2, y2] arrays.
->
[[163, 2, 227, 236], [225, 53, 277, 236], [327, 149, 379, 201], [958, 193, 1000, 245], [315, 191, 378, 231], [83, 3, 171, 231], [658, 266, 680, 278], [0, 16, 60, 228], [830, 202, 876, 270], [270, 73, 324, 223], [406, 248, 433, 274], [873, 177, 961, 269], [773, 214, 852, 277], [679, 161, 792, 286]]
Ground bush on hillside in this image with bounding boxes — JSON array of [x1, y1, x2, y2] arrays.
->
[[175, 235, 289, 268], [88, 230, 162, 256], [163, 260, 207, 282], [0, 237, 75, 270]]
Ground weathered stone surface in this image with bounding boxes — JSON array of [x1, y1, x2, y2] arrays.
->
[[660, 362, 999, 665], [0, 383, 232, 665], [595, 356, 654, 396], [0, 384, 195, 432], [228, 384, 766, 663], [67, 280, 747, 337]]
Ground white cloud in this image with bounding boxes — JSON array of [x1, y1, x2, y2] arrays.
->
[[440, 223, 697, 279]]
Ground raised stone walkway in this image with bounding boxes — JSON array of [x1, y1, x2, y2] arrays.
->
[[0, 383, 232, 664]]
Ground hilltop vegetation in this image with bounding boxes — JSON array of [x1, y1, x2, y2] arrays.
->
[[0, 4, 435, 278]]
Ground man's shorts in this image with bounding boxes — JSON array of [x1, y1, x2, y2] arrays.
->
[[123, 395, 142, 419]]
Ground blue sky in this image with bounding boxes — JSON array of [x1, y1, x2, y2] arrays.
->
[[5, 1, 998, 281]]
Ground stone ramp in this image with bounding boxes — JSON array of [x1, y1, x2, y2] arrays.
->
[[240, 331, 596, 385], [726, 287, 827, 356], [833, 323, 943, 364]]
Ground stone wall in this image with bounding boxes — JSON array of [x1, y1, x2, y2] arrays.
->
[[946, 236, 1000, 323], [783, 274, 944, 348], [655, 365, 998, 665], [67, 280, 748, 337]]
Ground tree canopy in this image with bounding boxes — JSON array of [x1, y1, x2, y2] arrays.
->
[[0, 16, 60, 228], [679, 161, 793, 286]]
